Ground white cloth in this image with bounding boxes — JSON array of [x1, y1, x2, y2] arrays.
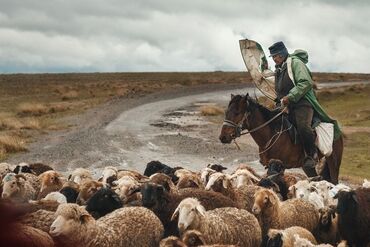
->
[[315, 122, 334, 157]]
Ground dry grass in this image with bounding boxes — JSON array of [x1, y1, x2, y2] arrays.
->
[[0, 134, 27, 153], [17, 102, 49, 116], [199, 105, 224, 116], [61, 90, 79, 101]]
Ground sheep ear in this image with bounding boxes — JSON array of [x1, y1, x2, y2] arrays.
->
[[68, 174, 72, 181], [170, 206, 180, 221], [268, 193, 277, 205], [289, 185, 296, 196], [195, 205, 206, 217], [80, 213, 91, 224], [97, 176, 103, 182], [222, 177, 229, 189]]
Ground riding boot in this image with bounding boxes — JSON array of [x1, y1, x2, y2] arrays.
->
[[302, 156, 318, 177]]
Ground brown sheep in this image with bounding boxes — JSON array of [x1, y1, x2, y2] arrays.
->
[[38, 171, 64, 199], [252, 188, 319, 243], [267, 226, 317, 247], [50, 203, 164, 247]]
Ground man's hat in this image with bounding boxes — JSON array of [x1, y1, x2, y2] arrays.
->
[[268, 41, 288, 57]]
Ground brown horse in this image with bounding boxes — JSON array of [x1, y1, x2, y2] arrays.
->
[[219, 94, 343, 184]]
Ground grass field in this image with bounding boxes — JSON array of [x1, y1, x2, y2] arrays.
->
[[317, 84, 370, 182]]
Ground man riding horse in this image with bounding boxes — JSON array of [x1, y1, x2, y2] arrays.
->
[[268, 41, 341, 177]]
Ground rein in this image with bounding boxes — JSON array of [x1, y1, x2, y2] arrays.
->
[[222, 106, 289, 153]]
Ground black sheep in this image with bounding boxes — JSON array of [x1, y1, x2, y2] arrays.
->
[[143, 160, 181, 183], [334, 188, 370, 247], [86, 187, 123, 219], [59, 187, 79, 203]]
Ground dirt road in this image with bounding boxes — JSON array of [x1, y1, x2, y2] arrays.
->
[[6, 83, 261, 176]]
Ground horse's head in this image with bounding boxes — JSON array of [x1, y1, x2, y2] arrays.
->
[[219, 94, 251, 144]]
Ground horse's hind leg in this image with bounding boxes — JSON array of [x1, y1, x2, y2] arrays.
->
[[320, 161, 331, 183]]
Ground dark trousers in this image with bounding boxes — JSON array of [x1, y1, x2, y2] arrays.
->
[[290, 105, 316, 158]]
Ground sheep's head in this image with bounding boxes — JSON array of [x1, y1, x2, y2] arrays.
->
[[289, 180, 312, 199], [200, 167, 217, 186], [101, 166, 118, 186], [39, 171, 63, 192], [319, 206, 336, 226], [230, 169, 260, 188], [150, 173, 176, 192], [114, 178, 140, 203], [1, 174, 25, 199], [334, 190, 358, 215], [266, 159, 285, 176], [13, 162, 33, 174], [76, 180, 103, 205], [252, 189, 278, 215], [69, 168, 92, 185], [207, 164, 227, 172], [50, 203, 93, 238], [159, 236, 186, 247], [141, 182, 166, 210], [266, 229, 284, 247], [171, 198, 205, 234], [182, 230, 206, 247], [205, 172, 229, 191], [86, 187, 123, 219]]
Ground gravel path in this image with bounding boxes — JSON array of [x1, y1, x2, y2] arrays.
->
[[6, 83, 261, 176]]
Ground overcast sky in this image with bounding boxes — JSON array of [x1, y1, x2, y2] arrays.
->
[[0, 0, 369, 73]]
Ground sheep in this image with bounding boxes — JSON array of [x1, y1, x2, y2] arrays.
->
[[76, 179, 103, 205], [160, 236, 187, 247], [141, 182, 237, 237], [85, 187, 123, 219], [175, 169, 203, 189], [2, 173, 37, 202], [59, 181, 80, 203], [182, 230, 239, 247], [113, 175, 141, 203], [229, 163, 261, 187], [293, 234, 334, 247], [144, 160, 181, 183], [19, 209, 56, 232], [200, 167, 218, 186], [289, 180, 325, 209], [363, 179, 370, 188], [0, 162, 12, 178], [14, 162, 53, 176], [317, 206, 340, 245], [252, 188, 319, 242], [49, 203, 164, 247], [100, 166, 118, 186], [43, 191, 67, 204], [266, 226, 317, 247], [258, 174, 288, 200], [207, 164, 227, 172], [171, 198, 262, 246], [150, 173, 179, 193], [68, 167, 92, 185], [38, 170, 64, 199], [334, 188, 370, 246], [205, 172, 259, 212]]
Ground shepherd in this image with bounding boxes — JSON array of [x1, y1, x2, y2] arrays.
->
[[219, 40, 343, 183], [268, 41, 341, 177]]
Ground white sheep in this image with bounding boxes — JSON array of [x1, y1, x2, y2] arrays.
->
[[100, 166, 118, 185], [43, 191, 67, 204], [363, 179, 370, 188], [230, 167, 260, 188], [68, 168, 92, 185], [252, 188, 319, 238], [50, 203, 164, 247], [2, 173, 37, 202], [293, 234, 335, 247], [289, 180, 325, 209], [171, 198, 261, 246], [267, 226, 317, 247], [113, 175, 140, 203], [200, 167, 217, 186]]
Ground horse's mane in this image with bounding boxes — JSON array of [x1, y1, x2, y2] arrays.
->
[[229, 94, 283, 131]]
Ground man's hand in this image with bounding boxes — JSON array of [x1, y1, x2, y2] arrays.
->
[[281, 96, 289, 106]]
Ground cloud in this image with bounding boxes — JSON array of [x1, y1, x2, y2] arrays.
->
[[0, 0, 369, 73]]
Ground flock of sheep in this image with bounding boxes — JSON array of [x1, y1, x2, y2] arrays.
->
[[0, 159, 369, 247]]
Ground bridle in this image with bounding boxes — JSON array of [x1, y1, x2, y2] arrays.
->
[[222, 106, 289, 153]]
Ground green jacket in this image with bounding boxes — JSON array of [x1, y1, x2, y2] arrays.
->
[[286, 50, 342, 140]]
